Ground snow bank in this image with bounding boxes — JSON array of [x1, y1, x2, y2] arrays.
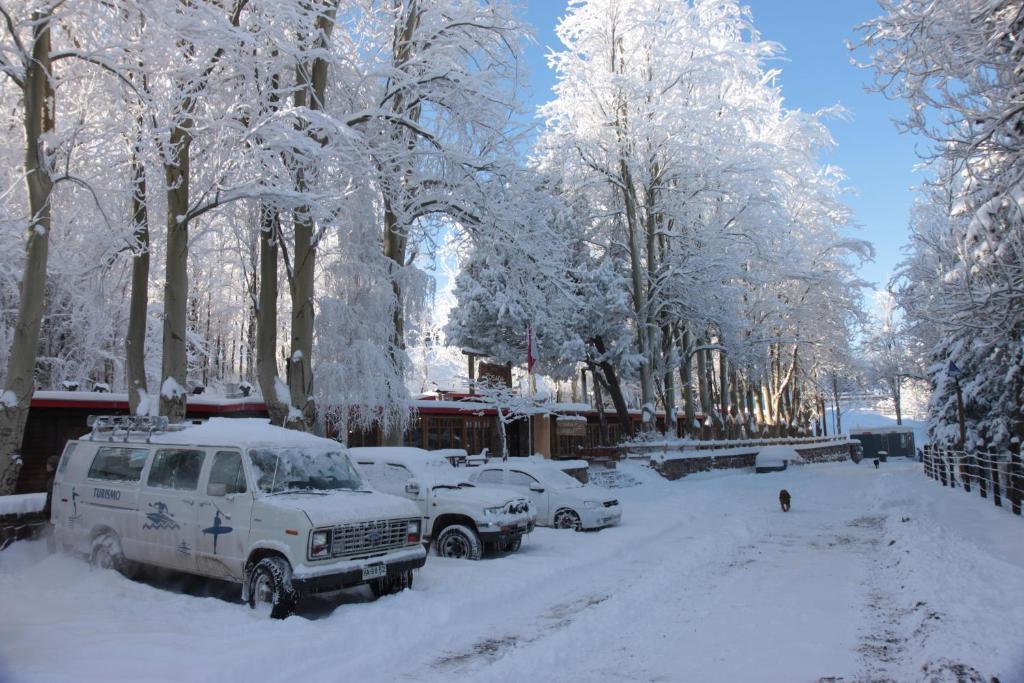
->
[[755, 446, 805, 468], [0, 493, 45, 516]]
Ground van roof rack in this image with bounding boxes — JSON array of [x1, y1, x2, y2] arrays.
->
[[86, 415, 193, 442]]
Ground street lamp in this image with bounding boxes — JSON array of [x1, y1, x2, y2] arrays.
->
[[948, 361, 966, 450]]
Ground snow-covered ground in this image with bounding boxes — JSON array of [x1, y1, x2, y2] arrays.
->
[[2, 460, 1022, 683]]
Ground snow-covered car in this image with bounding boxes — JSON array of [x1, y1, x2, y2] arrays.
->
[[468, 459, 622, 530], [349, 447, 534, 560], [52, 416, 426, 619]]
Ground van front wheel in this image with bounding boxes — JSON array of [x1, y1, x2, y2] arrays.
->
[[248, 557, 296, 619]]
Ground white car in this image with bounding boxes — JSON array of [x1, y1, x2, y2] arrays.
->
[[52, 416, 426, 619], [468, 459, 622, 530], [349, 447, 534, 560]]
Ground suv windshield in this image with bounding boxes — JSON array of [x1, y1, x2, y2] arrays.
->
[[248, 447, 363, 494]]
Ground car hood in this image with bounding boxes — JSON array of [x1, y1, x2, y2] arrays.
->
[[431, 484, 524, 508], [256, 490, 420, 527]]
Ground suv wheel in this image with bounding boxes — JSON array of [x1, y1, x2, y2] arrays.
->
[[553, 509, 582, 531], [370, 569, 414, 598], [247, 557, 296, 619], [434, 524, 482, 560], [90, 531, 138, 578]]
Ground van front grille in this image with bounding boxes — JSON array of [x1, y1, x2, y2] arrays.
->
[[331, 518, 415, 558]]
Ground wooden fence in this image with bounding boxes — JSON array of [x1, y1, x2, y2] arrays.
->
[[922, 442, 1023, 516]]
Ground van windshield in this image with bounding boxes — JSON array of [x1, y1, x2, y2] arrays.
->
[[248, 448, 363, 494]]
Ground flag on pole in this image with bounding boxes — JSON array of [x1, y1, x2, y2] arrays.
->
[[527, 327, 536, 374]]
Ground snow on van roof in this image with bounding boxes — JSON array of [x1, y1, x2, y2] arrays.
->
[[145, 418, 339, 449], [348, 446, 434, 462]]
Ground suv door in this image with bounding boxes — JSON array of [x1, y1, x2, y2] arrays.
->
[[138, 448, 206, 572], [195, 450, 251, 581]]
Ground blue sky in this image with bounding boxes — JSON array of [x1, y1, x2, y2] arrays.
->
[[517, 0, 929, 299]]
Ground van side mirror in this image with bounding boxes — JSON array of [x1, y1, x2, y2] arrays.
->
[[405, 478, 421, 496], [529, 482, 545, 493], [207, 483, 227, 497]]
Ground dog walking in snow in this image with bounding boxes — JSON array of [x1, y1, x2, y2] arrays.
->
[[779, 489, 791, 512]]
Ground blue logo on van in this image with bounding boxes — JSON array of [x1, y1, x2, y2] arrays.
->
[[143, 501, 180, 530], [201, 508, 233, 555]]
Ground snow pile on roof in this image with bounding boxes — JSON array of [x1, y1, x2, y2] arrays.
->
[[148, 418, 336, 449], [756, 446, 805, 468], [0, 493, 45, 517]]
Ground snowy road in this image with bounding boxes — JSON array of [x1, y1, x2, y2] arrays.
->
[[2, 460, 1022, 683]]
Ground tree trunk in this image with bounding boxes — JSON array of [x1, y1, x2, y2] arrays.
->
[[285, 3, 339, 431], [588, 365, 610, 446], [696, 343, 710, 418], [661, 324, 676, 436], [592, 336, 633, 439], [158, 117, 192, 423], [719, 348, 729, 433], [832, 375, 843, 434], [891, 376, 903, 425], [125, 138, 150, 415], [382, 206, 406, 446], [256, 205, 290, 426], [0, 14, 55, 494], [678, 329, 695, 438]]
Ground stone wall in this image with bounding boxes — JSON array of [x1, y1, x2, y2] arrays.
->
[[648, 439, 855, 481]]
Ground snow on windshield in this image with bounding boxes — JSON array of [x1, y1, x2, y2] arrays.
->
[[542, 468, 584, 489], [248, 447, 362, 494]]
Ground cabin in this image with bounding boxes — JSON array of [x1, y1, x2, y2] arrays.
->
[[850, 426, 916, 461]]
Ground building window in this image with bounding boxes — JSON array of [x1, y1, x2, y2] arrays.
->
[[426, 417, 463, 450]]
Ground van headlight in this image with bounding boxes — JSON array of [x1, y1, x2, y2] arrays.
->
[[407, 520, 421, 544], [484, 505, 505, 516], [309, 529, 332, 559]]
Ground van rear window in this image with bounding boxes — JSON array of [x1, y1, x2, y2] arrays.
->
[[88, 447, 149, 482]]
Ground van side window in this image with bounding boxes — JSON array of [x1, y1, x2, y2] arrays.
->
[[147, 449, 205, 491], [87, 447, 149, 482], [57, 442, 76, 474], [209, 451, 247, 494]]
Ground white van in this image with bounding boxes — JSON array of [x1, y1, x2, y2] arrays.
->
[[52, 417, 426, 618], [349, 447, 535, 560]]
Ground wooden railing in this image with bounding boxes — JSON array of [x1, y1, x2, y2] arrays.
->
[[922, 443, 1023, 516]]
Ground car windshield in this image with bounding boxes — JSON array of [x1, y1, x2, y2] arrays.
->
[[541, 468, 584, 490], [248, 447, 363, 494]]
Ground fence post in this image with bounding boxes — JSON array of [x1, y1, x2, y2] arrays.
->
[[978, 446, 988, 499], [1010, 438, 1021, 516], [990, 446, 1002, 508], [949, 450, 958, 489], [939, 448, 948, 486], [962, 450, 971, 493]]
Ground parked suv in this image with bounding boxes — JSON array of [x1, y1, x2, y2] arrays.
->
[[349, 447, 535, 560], [468, 459, 622, 530], [52, 417, 426, 618]]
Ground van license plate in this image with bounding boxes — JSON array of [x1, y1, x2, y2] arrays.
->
[[362, 563, 387, 580]]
